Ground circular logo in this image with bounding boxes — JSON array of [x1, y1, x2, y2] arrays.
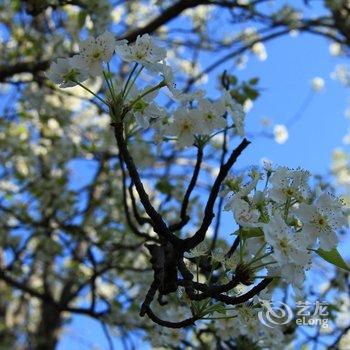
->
[[258, 300, 294, 328]]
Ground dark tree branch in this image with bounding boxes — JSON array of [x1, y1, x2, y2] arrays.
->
[[113, 123, 181, 246], [140, 280, 159, 317], [0, 0, 211, 82], [119, 0, 210, 42], [0, 269, 53, 304], [128, 182, 153, 226], [211, 115, 229, 249], [226, 235, 240, 258], [169, 146, 204, 232], [178, 261, 240, 300], [210, 278, 273, 305], [0, 269, 110, 318], [118, 152, 157, 241], [329, 324, 350, 349], [142, 305, 198, 329], [0, 60, 50, 82], [182, 139, 250, 251]]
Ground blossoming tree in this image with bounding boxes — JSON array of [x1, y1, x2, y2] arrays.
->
[[1, 1, 350, 349]]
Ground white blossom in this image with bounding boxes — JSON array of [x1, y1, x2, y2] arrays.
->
[[329, 42, 343, 56], [197, 98, 226, 134], [115, 34, 166, 69], [173, 89, 206, 103], [252, 42, 267, 61], [268, 167, 310, 204], [263, 213, 310, 266], [161, 60, 178, 95], [133, 99, 166, 129], [230, 198, 261, 228], [294, 193, 348, 250], [234, 169, 261, 198], [221, 91, 245, 136], [263, 214, 310, 291], [261, 157, 273, 172], [311, 77, 325, 92], [130, 85, 166, 127], [259, 324, 286, 349], [331, 65, 350, 87], [167, 107, 202, 147], [211, 248, 226, 264], [152, 117, 171, 144], [184, 242, 209, 258], [273, 124, 289, 144], [277, 263, 306, 292], [74, 31, 116, 76], [46, 57, 88, 88], [232, 304, 262, 341]]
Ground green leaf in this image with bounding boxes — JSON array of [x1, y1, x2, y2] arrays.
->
[[98, 231, 112, 245], [155, 178, 174, 195], [77, 11, 87, 29], [326, 304, 340, 317], [248, 77, 259, 85], [243, 85, 259, 100], [204, 303, 227, 316], [11, 0, 20, 11], [314, 248, 350, 272], [191, 300, 227, 318], [191, 299, 210, 316], [229, 75, 238, 85], [234, 227, 264, 238]]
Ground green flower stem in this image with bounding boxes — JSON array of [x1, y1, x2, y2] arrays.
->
[[124, 65, 144, 98], [73, 80, 109, 107], [247, 243, 268, 265], [207, 262, 215, 285], [205, 124, 235, 143], [248, 251, 272, 267], [284, 197, 291, 220], [251, 260, 277, 271], [238, 232, 245, 263], [263, 173, 270, 191], [196, 257, 199, 283], [107, 62, 116, 96], [103, 71, 115, 100], [129, 81, 166, 109], [122, 62, 138, 97], [202, 315, 237, 320]]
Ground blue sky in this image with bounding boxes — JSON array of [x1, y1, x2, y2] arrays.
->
[[239, 32, 349, 174]]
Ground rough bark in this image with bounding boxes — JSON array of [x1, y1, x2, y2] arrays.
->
[[34, 303, 62, 350]]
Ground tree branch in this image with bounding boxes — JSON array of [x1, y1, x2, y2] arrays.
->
[[142, 305, 198, 329], [113, 123, 181, 246], [119, 0, 210, 42], [182, 138, 250, 251], [169, 146, 204, 232]]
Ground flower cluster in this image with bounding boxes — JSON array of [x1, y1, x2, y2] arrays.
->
[[223, 166, 348, 292], [47, 31, 246, 146]]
